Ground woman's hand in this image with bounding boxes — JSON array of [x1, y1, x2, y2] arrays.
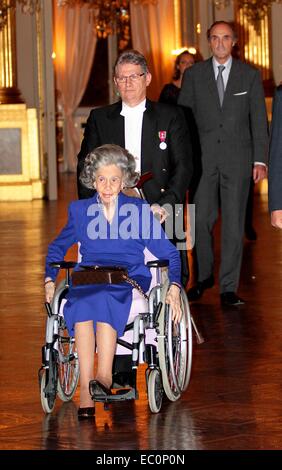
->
[[45, 278, 55, 303], [165, 284, 182, 323]]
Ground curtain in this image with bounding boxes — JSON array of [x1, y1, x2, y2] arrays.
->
[[130, 0, 176, 100], [53, 3, 96, 172]]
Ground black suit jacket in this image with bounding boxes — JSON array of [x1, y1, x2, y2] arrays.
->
[[268, 86, 282, 211], [77, 99, 193, 206]]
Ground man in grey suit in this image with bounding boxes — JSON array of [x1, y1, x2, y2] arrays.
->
[[178, 21, 268, 306], [269, 85, 282, 227]]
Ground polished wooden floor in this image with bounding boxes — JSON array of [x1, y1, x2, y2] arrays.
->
[[0, 174, 281, 451]]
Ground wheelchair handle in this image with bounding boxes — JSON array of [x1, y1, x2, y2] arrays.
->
[[130, 172, 153, 200], [135, 171, 153, 189]]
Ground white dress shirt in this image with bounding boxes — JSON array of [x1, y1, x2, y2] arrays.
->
[[120, 99, 146, 173]]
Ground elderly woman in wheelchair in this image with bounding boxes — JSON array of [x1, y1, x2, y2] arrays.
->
[[42, 144, 192, 418]]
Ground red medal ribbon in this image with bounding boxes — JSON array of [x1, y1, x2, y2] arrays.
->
[[158, 131, 167, 143]]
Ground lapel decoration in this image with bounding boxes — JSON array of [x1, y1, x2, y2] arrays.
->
[[158, 130, 167, 150]]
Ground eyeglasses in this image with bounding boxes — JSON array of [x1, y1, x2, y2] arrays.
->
[[115, 73, 145, 84]]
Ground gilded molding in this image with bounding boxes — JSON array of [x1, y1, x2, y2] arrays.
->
[[0, 103, 45, 200]]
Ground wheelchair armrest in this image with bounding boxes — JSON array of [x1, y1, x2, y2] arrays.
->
[[49, 261, 77, 269], [146, 259, 169, 268], [49, 261, 76, 287]]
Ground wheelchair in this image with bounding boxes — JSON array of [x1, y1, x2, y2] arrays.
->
[[39, 261, 80, 413], [39, 255, 193, 414]]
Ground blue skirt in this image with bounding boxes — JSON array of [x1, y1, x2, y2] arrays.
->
[[63, 277, 150, 338]]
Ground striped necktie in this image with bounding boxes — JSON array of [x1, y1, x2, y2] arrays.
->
[[217, 65, 225, 106]]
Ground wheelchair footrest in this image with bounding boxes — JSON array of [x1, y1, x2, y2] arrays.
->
[[92, 387, 138, 403]]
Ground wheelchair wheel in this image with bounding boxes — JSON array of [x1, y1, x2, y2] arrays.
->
[[147, 369, 163, 413], [157, 280, 193, 401], [40, 349, 58, 414], [40, 370, 55, 413], [177, 286, 193, 392], [56, 319, 79, 402]]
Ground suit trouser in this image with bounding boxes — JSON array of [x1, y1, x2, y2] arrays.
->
[[245, 178, 254, 231], [194, 168, 251, 293]]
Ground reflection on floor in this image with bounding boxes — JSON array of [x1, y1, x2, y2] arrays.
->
[[0, 173, 281, 450]]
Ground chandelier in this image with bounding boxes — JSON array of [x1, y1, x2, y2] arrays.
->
[[0, 1, 157, 37], [58, 0, 131, 50], [56, 1, 157, 47], [238, 0, 282, 31], [0, 1, 40, 31], [214, 0, 282, 30]]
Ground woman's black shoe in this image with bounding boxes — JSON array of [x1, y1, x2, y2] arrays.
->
[[77, 407, 95, 419], [89, 380, 112, 398]]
